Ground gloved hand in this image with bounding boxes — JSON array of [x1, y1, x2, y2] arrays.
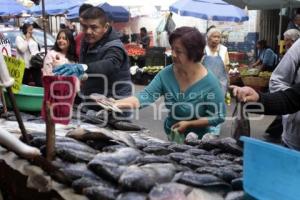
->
[[53, 63, 85, 77], [201, 133, 219, 142]]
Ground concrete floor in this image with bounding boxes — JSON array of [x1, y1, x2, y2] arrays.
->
[[131, 84, 276, 141]]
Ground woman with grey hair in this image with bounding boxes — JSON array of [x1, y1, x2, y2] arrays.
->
[[283, 28, 300, 50]]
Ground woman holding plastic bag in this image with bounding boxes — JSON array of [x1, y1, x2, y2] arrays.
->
[[114, 27, 226, 142]]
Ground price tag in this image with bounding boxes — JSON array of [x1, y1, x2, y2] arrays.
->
[[41, 76, 77, 125], [4, 56, 25, 93]]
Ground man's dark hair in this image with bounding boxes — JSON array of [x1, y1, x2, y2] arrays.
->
[[140, 27, 147, 33], [79, 3, 93, 15], [169, 26, 206, 62], [257, 39, 268, 49], [80, 7, 108, 25]]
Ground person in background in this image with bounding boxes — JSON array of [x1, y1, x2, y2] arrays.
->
[[286, 13, 300, 31], [139, 27, 150, 49], [251, 39, 278, 71], [263, 29, 300, 141], [75, 3, 93, 58], [16, 22, 41, 86], [120, 29, 130, 44], [53, 7, 132, 101], [113, 27, 226, 140], [268, 36, 300, 151], [202, 27, 229, 136], [283, 28, 300, 51], [42, 29, 77, 75], [230, 84, 300, 145]]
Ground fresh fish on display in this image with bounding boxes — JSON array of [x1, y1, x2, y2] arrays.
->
[[116, 192, 147, 200]]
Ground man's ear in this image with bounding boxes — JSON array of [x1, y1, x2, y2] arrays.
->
[[104, 23, 110, 29]]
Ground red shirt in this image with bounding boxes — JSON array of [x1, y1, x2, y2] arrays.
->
[[75, 32, 84, 59]]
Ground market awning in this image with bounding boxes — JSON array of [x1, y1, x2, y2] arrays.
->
[[170, 0, 249, 22], [0, 0, 29, 16], [223, 0, 300, 10], [30, 0, 84, 16], [66, 2, 130, 22]]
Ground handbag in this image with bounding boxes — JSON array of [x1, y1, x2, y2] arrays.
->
[[231, 100, 250, 146], [30, 52, 45, 69]]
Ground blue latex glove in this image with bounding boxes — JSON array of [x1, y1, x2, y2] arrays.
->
[[53, 63, 85, 77]]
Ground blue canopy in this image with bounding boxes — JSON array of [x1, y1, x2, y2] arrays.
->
[[30, 0, 84, 16], [170, 0, 249, 22], [0, 0, 28, 16], [66, 2, 130, 22]]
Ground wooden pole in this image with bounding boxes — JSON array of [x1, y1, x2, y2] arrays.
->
[[6, 87, 29, 143], [45, 101, 55, 161], [41, 0, 48, 55], [0, 87, 7, 114]]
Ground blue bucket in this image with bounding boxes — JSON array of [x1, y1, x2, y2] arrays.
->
[[241, 136, 300, 200]]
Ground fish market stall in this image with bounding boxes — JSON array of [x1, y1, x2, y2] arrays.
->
[[0, 114, 245, 200]]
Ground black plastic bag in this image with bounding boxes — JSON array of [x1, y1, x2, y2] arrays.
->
[[231, 100, 251, 146], [30, 52, 45, 69]]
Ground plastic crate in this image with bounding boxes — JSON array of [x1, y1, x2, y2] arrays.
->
[[241, 136, 300, 200]]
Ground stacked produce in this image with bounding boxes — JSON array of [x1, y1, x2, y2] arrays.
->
[[124, 44, 145, 57], [142, 66, 164, 74]]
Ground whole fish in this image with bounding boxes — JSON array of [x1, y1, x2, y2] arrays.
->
[[67, 128, 136, 147], [119, 163, 176, 192], [148, 183, 192, 200]]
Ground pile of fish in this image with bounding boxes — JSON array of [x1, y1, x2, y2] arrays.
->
[[26, 127, 245, 200]]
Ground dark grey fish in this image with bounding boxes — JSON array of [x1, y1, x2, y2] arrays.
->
[[116, 192, 147, 200], [148, 183, 192, 200], [226, 164, 243, 173], [173, 171, 231, 190], [88, 147, 141, 166], [196, 154, 219, 162], [146, 140, 173, 148], [185, 148, 211, 156], [143, 146, 174, 155], [88, 162, 127, 183], [168, 144, 193, 152], [225, 191, 245, 200], [168, 152, 195, 162], [67, 128, 136, 148], [86, 140, 118, 150], [218, 153, 237, 161], [208, 159, 233, 167], [215, 167, 240, 183], [233, 157, 243, 165], [72, 177, 113, 194], [218, 138, 243, 156], [136, 155, 172, 165], [131, 137, 148, 149], [209, 148, 223, 155], [201, 139, 221, 151], [196, 166, 219, 175], [179, 158, 207, 169], [102, 144, 127, 152], [56, 146, 96, 163], [56, 141, 99, 154], [51, 158, 70, 169], [119, 163, 176, 192], [83, 186, 120, 200], [60, 163, 99, 181], [231, 178, 243, 190], [112, 120, 142, 131], [30, 135, 78, 148], [184, 139, 202, 146]]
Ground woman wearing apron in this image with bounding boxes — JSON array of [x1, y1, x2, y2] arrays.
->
[[202, 28, 229, 139]]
